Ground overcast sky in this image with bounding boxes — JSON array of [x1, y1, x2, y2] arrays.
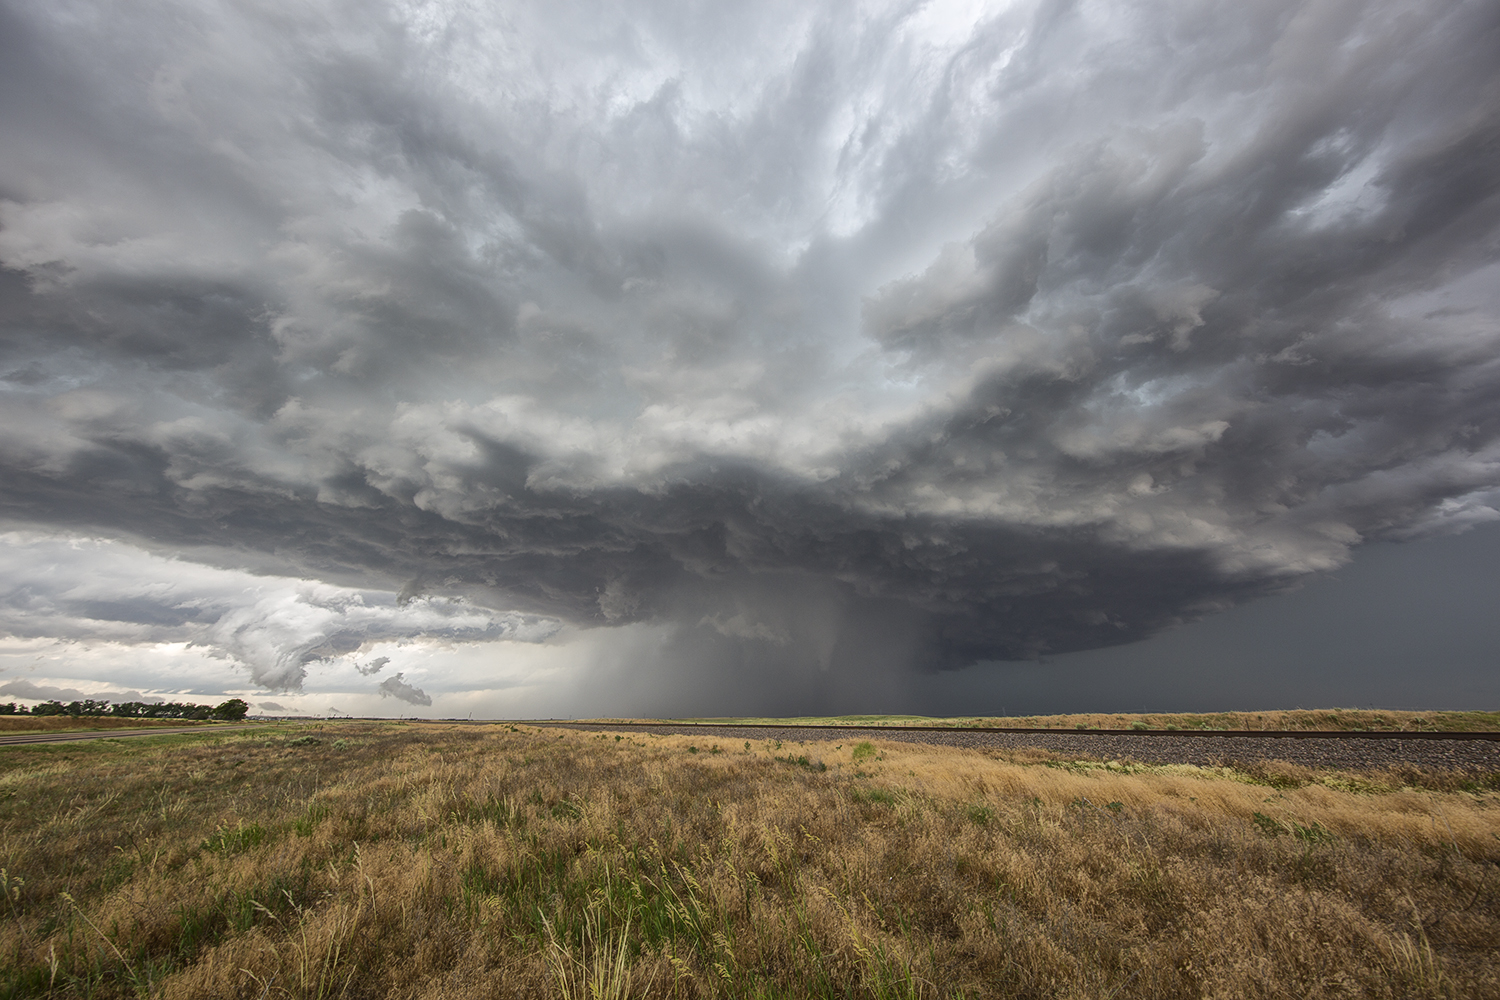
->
[[1, 0, 1497, 718]]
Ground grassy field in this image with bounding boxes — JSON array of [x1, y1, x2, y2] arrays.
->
[[632, 709, 1500, 732], [1, 722, 1497, 999], [0, 718, 217, 734]]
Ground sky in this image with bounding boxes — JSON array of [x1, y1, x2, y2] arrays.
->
[[1, 0, 1498, 718]]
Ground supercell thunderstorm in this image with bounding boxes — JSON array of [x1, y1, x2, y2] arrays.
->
[[1, 0, 1499, 706]]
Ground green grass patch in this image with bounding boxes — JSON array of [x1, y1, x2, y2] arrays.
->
[[201, 820, 267, 855]]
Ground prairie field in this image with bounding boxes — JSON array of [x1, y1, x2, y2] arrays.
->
[[0, 719, 208, 734], [1, 722, 1497, 999]]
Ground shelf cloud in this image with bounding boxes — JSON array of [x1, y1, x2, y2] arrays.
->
[[1, 0, 1497, 705]]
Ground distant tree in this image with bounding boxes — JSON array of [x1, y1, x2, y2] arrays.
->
[[0, 702, 16, 715], [59, 699, 114, 717], [211, 698, 249, 721], [32, 701, 66, 716]]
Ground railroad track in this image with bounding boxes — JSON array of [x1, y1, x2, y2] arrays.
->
[[519, 721, 1500, 772], [519, 720, 1500, 740], [0, 723, 268, 746]]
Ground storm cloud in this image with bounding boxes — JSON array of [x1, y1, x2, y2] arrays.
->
[[378, 672, 433, 707], [0, 533, 559, 690], [1, 0, 1498, 706]]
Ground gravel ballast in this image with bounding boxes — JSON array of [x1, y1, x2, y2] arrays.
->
[[532, 722, 1500, 773]]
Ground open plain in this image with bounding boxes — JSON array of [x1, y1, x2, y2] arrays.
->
[[1, 719, 1497, 999]]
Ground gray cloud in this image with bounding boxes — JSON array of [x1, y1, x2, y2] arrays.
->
[[1, 0, 1498, 704], [377, 673, 432, 707], [0, 534, 560, 690], [0, 679, 146, 703]]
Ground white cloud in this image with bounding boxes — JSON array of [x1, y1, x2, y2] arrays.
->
[[0, 532, 559, 692]]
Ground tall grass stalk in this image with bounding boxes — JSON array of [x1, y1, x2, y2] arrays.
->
[[544, 903, 642, 1000]]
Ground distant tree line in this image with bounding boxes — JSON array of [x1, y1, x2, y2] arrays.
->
[[0, 698, 249, 721]]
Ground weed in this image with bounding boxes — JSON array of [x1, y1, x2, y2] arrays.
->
[[551, 797, 584, 821], [776, 754, 826, 772], [1251, 812, 1284, 837], [1290, 820, 1335, 846], [293, 802, 329, 837], [201, 820, 267, 855]]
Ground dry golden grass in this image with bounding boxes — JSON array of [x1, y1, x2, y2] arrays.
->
[[643, 709, 1500, 732], [0, 718, 208, 734], [1, 723, 1496, 999]]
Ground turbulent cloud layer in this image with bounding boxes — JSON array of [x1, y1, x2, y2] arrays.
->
[[0, 534, 557, 690], [2, 0, 1498, 697]]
